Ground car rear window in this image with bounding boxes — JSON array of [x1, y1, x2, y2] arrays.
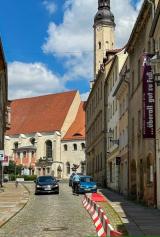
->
[[80, 177, 93, 182], [38, 176, 55, 182]]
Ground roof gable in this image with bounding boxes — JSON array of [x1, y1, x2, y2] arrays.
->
[[6, 91, 77, 135]]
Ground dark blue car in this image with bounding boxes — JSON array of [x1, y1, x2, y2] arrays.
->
[[78, 176, 97, 193]]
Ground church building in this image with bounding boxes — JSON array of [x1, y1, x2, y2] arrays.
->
[[4, 90, 85, 179]]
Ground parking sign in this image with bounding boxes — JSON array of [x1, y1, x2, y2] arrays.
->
[[0, 150, 4, 161]]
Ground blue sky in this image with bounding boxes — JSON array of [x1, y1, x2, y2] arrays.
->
[[0, 0, 142, 100]]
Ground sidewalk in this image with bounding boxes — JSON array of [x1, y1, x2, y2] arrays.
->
[[100, 188, 160, 236], [0, 182, 29, 227]]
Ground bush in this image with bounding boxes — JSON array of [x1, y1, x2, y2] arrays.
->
[[17, 175, 37, 181], [9, 174, 37, 181]]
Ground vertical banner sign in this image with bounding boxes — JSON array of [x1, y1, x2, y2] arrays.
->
[[142, 53, 155, 138]]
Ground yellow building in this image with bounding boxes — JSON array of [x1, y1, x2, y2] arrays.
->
[[112, 57, 129, 195], [104, 48, 127, 192]]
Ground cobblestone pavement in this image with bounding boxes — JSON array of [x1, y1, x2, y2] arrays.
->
[[100, 188, 160, 236], [0, 182, 96, 237]]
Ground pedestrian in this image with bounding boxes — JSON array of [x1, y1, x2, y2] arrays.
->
[[15, 180, 18, 188], [72, 173, 80, 194]]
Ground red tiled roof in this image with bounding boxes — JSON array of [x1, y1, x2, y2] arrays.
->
[[62, 102, 85, 141], [6, 91, 77, 135]]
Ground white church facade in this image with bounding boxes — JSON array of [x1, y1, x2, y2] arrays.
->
[[4, 91, 86, 179]]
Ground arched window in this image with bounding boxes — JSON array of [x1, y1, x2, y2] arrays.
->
[[81, 143, 85, 150], [14, 142, 18, 149], [64, 144, 68, 151], [73, 144, 77, 151], [30, 137, 35, 146], [46, 140, 52, 158], [66, 162, 70, 175]]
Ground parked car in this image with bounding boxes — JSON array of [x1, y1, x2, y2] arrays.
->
[[78, 176, 97, 194], [35, 176, 59, 195]]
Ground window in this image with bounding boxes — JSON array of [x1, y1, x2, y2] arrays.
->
[[17, 152, 20, 158], [66, 162, 70, 175], [31, 151, 34, 158], [64, 144, 68, 151], [138, 59, 141, 83], [46, 140, 52, 158], [14, 142, 18, 149], [30, 137, 35, 146], [98, 42, 101, 49], [23, 151, 26, 158], [109, 162, 112, 182], [131, 71, 135, 94], [81, 143, 85, 150], [73, 144, 77, 151], [47, 168, 50, 174]]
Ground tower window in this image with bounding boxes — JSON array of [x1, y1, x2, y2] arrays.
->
[[98, 42, 101, 49]]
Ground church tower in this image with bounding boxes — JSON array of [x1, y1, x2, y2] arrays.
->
[[94, 0, 115, 78]]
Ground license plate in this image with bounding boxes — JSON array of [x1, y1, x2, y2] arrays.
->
[[44, 187, 51, 191], [85, 189, 91, 191]]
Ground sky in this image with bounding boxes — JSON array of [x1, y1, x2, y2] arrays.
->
[[0, 0, 143, 100]]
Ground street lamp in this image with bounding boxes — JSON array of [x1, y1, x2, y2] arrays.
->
[[108, 128, 119, 146], [150, 52, 160, 86]]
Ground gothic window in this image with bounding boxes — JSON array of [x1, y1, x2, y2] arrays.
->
[[73, 144, 77, 151], [64, 144, 68, 151], [46, 140, 52, 158], [98, 42, 101, 49]]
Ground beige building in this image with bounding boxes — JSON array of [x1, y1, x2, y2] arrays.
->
[[4, 91, 85, 179], [0, 39, 9, 150], [126, 0, 156, 205], [150, 0, 160, 208], [104, 49, 127, 192], [113, 57, 129, 195], [86, 0, 115, 186]]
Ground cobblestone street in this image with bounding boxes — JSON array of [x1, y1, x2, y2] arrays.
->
[[0, 182, 96, 237]]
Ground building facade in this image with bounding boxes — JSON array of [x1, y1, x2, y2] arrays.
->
[[86, 0, 116, 186], [126, 0, 156, 205], [113, 57, 129, 195], [0, 39, 9, 151], [150, 0, 160, 208], [4, 91, 85, 178], [104, 49, 127, 191]]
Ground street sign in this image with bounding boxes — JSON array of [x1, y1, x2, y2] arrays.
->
[[0, 150, 4, 161]]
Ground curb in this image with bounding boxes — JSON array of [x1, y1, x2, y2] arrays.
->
[[82, 194, 122, 237], [0, 183, 30, 228]]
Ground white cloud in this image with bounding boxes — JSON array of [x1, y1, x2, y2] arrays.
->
[[43, 0, 56, 15], [42, 0, 141, 84], [8, 62, 65, 99], [81, 91, 89, 101]]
